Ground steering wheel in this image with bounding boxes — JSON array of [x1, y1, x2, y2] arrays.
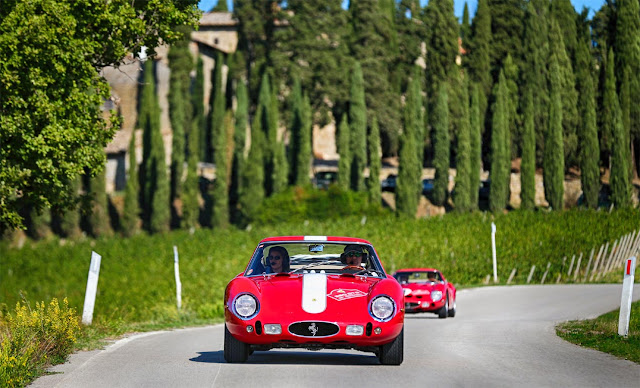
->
[[342, 265, 365, 271]]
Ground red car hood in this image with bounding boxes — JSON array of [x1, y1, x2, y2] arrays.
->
[[249, 273, 382, 321]]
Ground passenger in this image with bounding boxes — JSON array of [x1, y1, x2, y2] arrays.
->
[[340, 244, 367, 268], [265, 246, 290, 273], [428, 272, 438, 282]]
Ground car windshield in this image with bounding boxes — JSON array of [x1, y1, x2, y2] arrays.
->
[[244, 241, 385, 277], [395, 271, 441, 284]]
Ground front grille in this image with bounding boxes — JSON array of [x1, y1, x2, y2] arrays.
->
[[405, 302, 420, 309], [288, 321, 340, 337]]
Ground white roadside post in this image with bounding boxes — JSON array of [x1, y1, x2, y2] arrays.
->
[[618, 256, 636, 337], [491, 222, 498, 283], [174, 246, 182, 310], [82, 251, 102, 325]]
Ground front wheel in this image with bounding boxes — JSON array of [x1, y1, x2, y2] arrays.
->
[[224, 324, 249, 363], [448, 297, 456, 318], [378, 328, 404, 365], [438, 296, 448, 319]]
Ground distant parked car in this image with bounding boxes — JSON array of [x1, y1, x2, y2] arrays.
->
[[381, 174, 397, 192], [393, 268, 456, 319], [312, 171, 338, 189], [422, 179, 434, 195]]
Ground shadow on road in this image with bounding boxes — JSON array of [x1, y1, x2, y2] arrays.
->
[[404, 314, 441, 320], [190, 350, 380, 365]]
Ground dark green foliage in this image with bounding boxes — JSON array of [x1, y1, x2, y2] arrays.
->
[[212, 111, 231, 228], [575, 34, 600, 209], [600, 47, 616, 158], [338, 114, 351, 191], [229, 81, 249, 224], [0, 0, 199, 230], [469, 84, 482, 210], [122, 133, 140, 237], [288, 78, 312, 186], [368, 117, 382, 206], [551, 0, 578, 62], [432, 83, 451, 207], [395, 0, 425, 97], [461, 2, 471, 41], [54, 177, 82, 238], [168, 28, 193, 227], [271, 1, 351, 127], [454, 78, 472, 212], [192, 57, 206, 162], [140, 60, 170, 233], [522, 0, 550, 164], [423, 0, 459, 105], [212, 0, 228, 12], [397, 77, 422, 218], [182, 116, 200, 230], [270, 87, 288, 195], [520, 89, 536, 210], [610, 71, 632, 209], [349, 0, 401, 155], [502, 54, 518, 159], [487, 0, 525, 80], [549, 19, 579, 168], [614, 0, 640, 140], [209, 52, 226, 164], [545, 54, 565, 211], [87, 165, 112, 237], [467, 0, 492, 101], [239, 112, 265, 224], [28, 207, 52, 240], [349, 62, 367, 192], [489, 71, 510, 212]]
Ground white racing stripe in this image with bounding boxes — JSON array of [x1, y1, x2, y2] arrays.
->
[[302, 273, 327, 313]]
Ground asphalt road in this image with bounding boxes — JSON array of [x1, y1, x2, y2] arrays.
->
[[32, 284, 640, 388]]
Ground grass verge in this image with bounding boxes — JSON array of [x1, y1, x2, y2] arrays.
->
[[556, 299, 640, 364]]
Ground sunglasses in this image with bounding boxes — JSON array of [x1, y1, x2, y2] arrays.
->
[[344, 251, 363, 257], [267, 255, 282, 261]]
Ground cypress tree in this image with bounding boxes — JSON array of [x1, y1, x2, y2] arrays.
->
[[520, 89, 536, 210], [140, 60, 169, 232], [544, 54, 565, 211], [254, 72, 274, 195], [168, 28, 193, 226], [230, 81, 248, 224], [211, 111, 231, 228], [522, 0, 549, 164], [288, 77, 303, 185], [350, 0, 401, 155], [349, 62, 367, 192], [88, 165, 112, 237], [614, 0, 640, 144], [503, 54, 518, 159], [461, 2, 471, 41], [454, 78, 472, 212], [122, 132, 140, 236], [182, 114, 200, 230], [550, 0, 578, 63], [575, 33, 601, 209], [270, 86, 288, 195], [55, 177, 81, 238], [489, 70, 510, 212], [469, 83, 482, 210], [600, 46, 616, 161], [209, 52, 225, 164], [368, 116, 382, 206], [288, 85, 312, 187], [487, 0, 525, 79], [28, 207, 51, 240], [337, 113, 351, 191], [239, 114, 265, 223], [192, 57, 206, 162], [549, 19, 579, 168], [432, 83, 450, 207], [468, 0, 492, 101], [212, 0, 228, 12], [610, 87, 632, 208], [397, 75, 422, 217]]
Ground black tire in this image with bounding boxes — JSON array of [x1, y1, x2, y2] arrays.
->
[[378, 328, 404, 365], [448, 297, 456, 318], [438, 296, 448, 319], [224, 324, 249, 363]]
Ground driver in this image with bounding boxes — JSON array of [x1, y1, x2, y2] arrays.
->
[[341, 244, 367, 268], [265, 246, 290, 273]]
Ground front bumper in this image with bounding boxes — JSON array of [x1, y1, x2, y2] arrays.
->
[[403, 297, 445, 313]]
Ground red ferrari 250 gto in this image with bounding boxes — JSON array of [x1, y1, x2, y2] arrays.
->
[[224, 236, 405, 364], [393, 268, 456, 318]]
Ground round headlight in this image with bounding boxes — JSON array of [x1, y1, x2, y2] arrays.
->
[[234, 294, 258, 319], [370, 296, 395, 321], [431, 290, 443, 302]]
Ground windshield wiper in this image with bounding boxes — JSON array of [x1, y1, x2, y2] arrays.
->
[[291, 260, 341, 273]]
